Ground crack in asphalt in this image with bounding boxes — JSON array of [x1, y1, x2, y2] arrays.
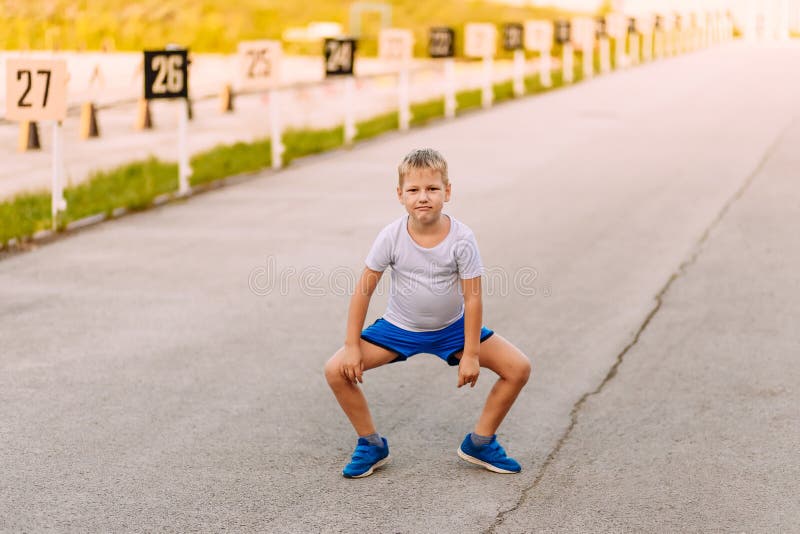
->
[[485, 117, 797, 533]]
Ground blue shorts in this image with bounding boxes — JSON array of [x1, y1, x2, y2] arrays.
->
[[360, 315, 494, 366]]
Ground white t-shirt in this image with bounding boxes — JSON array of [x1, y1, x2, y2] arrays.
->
[[365, 214, 484, 331]]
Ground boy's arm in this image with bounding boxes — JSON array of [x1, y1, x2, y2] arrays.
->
[[341, 267, 383, 384], [458, 275, 483, 388]]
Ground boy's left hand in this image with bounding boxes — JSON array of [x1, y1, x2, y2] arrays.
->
[[457, 353, 480, 388]]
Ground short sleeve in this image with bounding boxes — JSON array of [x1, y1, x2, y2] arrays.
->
[[454, 230, 483, 279], [365, 226, 393, 272]]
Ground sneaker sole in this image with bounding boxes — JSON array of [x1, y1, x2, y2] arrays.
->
[[343, 455, 391, 479], [457, 447, 519, 474]]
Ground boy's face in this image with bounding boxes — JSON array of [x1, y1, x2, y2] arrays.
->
[[397, 167, 451, 225]]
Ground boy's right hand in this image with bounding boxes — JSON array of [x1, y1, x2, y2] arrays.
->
[[341, 345, 364, 384]]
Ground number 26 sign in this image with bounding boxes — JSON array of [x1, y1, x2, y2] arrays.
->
[[144, 49, 188, 99], [5, 58, 68, 121]]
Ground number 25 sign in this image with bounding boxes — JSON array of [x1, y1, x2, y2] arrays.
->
[[5, 58, 68, 122], [144, 49, 188, 99]]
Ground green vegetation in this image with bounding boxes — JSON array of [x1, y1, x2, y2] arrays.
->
[[0, 193, 51, 244], [354, 112, 398, 142], [66, 158, 178, 220], [493, 80, 515, 103], [456, 89, 482, 112], [190, 139, 272, 186], [1, 1, 581, 54], [283, 126, 344, 164], [410, 98, 445, 126]]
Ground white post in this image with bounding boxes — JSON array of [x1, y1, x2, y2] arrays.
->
[[710, 15, 717, 46], [582, 45, 594, 79], [539, 48, 553, 87], [642, 32, 653, 61], [667, 29, 676, 56], [599, 37, 611, 74], [270, 88, 284, 169], [615, 34, 626, 68], [177, 99, 190, 195], [398, 68, 410, 131], [654, 30, 665, 59], [512, 49, 525, 97], [51, 121, 67, 229], [629, 33, 640, 65], [444, 58, 456, 119], [725, 15, 733, 42], [562, 43, 574, 83], [344, 76, 356, 144], [481, 56, 493, 109]]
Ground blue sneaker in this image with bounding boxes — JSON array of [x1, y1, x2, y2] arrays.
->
[[457, 433, 521, 474], [342, 437, 391, 478]]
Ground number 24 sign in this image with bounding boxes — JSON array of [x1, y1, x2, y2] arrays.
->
[[144, 49, 188, 99], [5, 58, 68, 122]]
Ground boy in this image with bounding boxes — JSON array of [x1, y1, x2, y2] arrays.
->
[[324, 148, 531, 478]]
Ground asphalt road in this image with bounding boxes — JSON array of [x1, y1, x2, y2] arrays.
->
[[1, 41, 798, 532]]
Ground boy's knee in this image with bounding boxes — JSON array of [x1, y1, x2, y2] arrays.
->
[[323, 353, 343, 385], [511, 357, 532, 386], [520, 357, 532, 382]]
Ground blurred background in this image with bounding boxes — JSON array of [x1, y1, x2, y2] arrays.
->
[[2, 1, 799, 53], [1, 0, 798, 245]]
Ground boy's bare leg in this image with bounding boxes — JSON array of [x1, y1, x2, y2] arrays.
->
[[324, 339, 398, 436], [455, 334, 531, 436]]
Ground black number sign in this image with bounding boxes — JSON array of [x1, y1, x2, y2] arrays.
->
[[654, 15, 663, 30], [144, 49, 188, 99], [429, 27, 455, 58], [503, 23, 524, 51], [628, 18, 638, 35], [554, 20, 571, 45], [325, 38, 356, 76], [595, 16, 607, 38]]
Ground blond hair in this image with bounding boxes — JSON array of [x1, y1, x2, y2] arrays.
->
[[397, 148, 449, 187]]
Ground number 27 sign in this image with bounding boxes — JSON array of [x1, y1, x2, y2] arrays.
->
[[5, 58, 68, 121]]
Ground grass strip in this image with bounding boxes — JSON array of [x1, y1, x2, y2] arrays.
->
[[64, 158, 178, 223], [191, 139, 272, 187], [493, 80, 516, 103], [355, 112, 399, 142], [0, 192, 51, 244], [283, 126, 344, 165], [410, 98, 445, 126], [456, 89, 482, 113]]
